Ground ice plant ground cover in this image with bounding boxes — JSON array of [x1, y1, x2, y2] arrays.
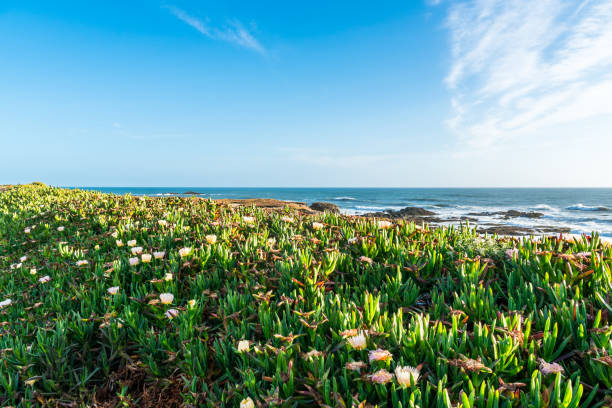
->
[[0, 185, 611, 407]]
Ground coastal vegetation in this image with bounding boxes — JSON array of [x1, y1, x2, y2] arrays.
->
[[0, 184, 611, 407]]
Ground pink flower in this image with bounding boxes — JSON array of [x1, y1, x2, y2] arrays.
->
[[505, 248, 519, 260], [369, 349, 393, 363], [370, 369, 393, 384]]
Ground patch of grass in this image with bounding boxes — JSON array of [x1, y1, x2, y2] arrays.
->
[[0, 184, 611, 407]]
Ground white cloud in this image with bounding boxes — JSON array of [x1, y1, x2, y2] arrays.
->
[[167, 6, 265, 54], [444, 0, 612, 147]]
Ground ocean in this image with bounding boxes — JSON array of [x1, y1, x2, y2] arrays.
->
[[69, 187, 612, 237]]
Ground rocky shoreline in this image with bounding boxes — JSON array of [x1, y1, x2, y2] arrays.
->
[[210, 198, 571, 236], [0, 187, 573, 237]]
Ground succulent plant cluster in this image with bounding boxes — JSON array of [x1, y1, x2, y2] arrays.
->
[[0, 184, 611, 407]]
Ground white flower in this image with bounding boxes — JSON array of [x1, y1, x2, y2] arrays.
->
[[153, 251, 165, 259], [20, 256, 27, 262], [129, 257, 139, 266], [395, 366, 420, 387], [24, 228, 31, 234], [131, 246, 143, 255], [312, 222, 324, 230], [163, 273, 173, 282], [57, 226, 65, 232], [160, 293, 174, 304], [29, 268, 37, 275], [347, 331, 367, 350], [240, 397, 255, 408], [369, 349, 393, 362], [370, 369, 394, 384], [141, 254, 152, 263], [178, 247, 192, 258], [158, 220, 168, 227], [0, 299, 12, 308], [107, 286, 120, 295], [377, 220, 393, 229], [165, 308, 180, 319], [10, 263, 22, 269], [348, 237, 358, 244], [188, 299, 196, 308], [281, 216, 294, 223], [111, 231, 119, 238], [127, 240, 137, 247], [38, 275, 51, 283], [76, 260, 88, 266], [116, 240, 124, 247], [205, 234, 217, 244], [237, 340, 250, 353], [243, 216, 255, 224]]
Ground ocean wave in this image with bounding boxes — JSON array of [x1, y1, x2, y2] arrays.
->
[[532, 204, 558, 211], [333, 196, 357, 201], [353, 205, 405, 212], [566, 204, 610, 212]]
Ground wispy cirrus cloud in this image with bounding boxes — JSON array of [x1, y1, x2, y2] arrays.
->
[[443, 0, 612, 147], [167, 6, 265, 54]]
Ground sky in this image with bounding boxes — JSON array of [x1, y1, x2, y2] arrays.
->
[[1, 0, 611, 187]]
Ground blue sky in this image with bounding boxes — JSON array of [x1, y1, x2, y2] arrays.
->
[[1, 0, 611, 187]]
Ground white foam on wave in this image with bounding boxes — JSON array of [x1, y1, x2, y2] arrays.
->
[[333, 196, 357, 201], [532, 204, 558, 211], [566, 203, 610, 212]]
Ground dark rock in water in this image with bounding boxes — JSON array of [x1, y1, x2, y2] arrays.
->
[[310, 202, 340, 213], [460, 216, 479, 222], [477, 224, 571, 236], [360, 206, 437, 221], [468, 210, 543, 219], [533, 226, 571, 234], [503, 210, 543, 219], [183, 191, 201, 195], [395, 207, 436, 216], [477, 226, 534, 235]]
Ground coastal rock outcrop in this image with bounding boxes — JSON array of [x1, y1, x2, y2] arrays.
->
[[215, 198, 315, 213], [310, 202, 340, 213], [467, 210, 544, 219]]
